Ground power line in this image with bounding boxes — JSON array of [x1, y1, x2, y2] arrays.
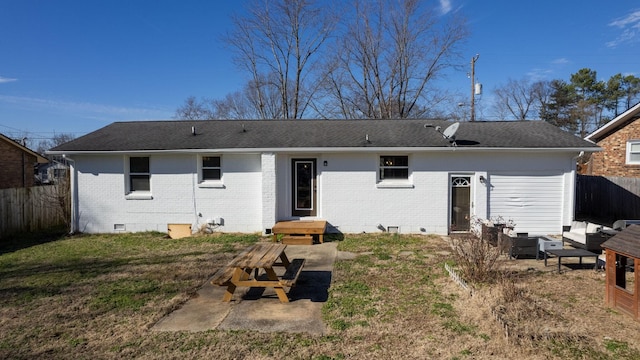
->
[[0, 123, 85, 138]]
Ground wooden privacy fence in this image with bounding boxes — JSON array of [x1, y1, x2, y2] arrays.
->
[[0, 186, 68, 238], [576, 175, 640, 223]]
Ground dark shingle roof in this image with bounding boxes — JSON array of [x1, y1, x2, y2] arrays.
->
[[601, 225, 640, 258], [50, 119, 599, 152]]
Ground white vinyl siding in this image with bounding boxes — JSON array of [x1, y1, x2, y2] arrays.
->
[[488, 173, 564, 235]]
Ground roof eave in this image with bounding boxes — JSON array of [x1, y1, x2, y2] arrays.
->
[[585, 101, 640, 142], [47, 146, 601, 156]]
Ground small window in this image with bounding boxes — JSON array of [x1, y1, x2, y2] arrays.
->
[[202, 156, 221, 181], [615, 254, 635, 294], [198, 155, 224, 188], [626, 141, 640, 165], [129, 157, 150, 192], [379, 155, 409, 181]]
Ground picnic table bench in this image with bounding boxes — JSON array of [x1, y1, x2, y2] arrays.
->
[[210, 243, 306, 303]]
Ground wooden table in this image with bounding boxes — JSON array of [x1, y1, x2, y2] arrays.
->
[[544, 248, 599, 274], [210, 243, 305, 303], [272, 220, 327, 244]]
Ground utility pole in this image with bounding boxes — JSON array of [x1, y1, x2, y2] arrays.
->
[[470, 54, 479, 121]]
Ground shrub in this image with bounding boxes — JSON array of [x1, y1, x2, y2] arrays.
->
[[450, 231, 502, 284]]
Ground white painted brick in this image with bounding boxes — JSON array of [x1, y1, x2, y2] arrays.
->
[[74, 153, 262, 234], [261, 153, 277, 234], [72, 150, 578, 236]]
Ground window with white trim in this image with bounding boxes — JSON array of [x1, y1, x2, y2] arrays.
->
[[127, 156, 151, 196], [379, 155, 409, 181], [199, 155, 223, 187], [626, 141, 640, 165]]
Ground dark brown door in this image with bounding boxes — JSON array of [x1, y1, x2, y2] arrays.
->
[[292, 159, 317, 216]]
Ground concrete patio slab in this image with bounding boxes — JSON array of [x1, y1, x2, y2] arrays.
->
[[152, 242, 338, 335]]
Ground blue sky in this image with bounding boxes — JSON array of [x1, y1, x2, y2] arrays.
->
[[1, 0, 639, 144]]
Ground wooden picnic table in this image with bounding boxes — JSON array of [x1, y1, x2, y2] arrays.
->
[[272, 220, 327, 244], [210, 243, 305, 303]]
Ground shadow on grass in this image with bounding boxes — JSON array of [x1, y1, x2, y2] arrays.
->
[[323, 233, 345, 242], [561, 263, 599, 271], [0, 243, 221, 308], [0, 227, 69, 255]]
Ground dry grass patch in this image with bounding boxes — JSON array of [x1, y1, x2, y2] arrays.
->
[[1, 231, 640, 359], [0, 231, 258, 359], [450, 250, 640, 360]]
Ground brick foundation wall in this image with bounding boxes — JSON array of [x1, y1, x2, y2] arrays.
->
[[0, 140, 36, 189], [588, 118, 640, 177]]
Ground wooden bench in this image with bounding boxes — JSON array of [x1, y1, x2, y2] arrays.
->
[[210, 243, 306, 302], [280, 258, 306, 287], [281, 235, 313, 245], [272, 220, 327, 243], [210, 266, 237, 286], [210, 258, 306, 287]]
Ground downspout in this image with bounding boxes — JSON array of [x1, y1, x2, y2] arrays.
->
[[62, 154, 78, 234], [567, 152, 582, 225]]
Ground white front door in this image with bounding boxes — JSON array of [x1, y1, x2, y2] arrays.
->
[[291, 158, 317, 217]]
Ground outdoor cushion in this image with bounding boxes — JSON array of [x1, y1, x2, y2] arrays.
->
[[571, 221, 586, 231], [562, 231, 586, 244], [562, 221, 608, 248], [586, 222, 601, 233]]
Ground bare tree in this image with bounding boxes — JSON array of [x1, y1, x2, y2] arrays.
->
[[207, 91, 257, 120], [224, 0, 336, 119], [37, 133, 76, 155], [321, 0, 468, 119], [173, 96, 216, 120], [531, 80, 552, 120], [174, 79, 288, 120], [41, 172, 72, 231], [492, 78, 538, 120]]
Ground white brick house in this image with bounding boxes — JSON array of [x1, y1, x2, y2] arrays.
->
[[49, 119, 599, 236]]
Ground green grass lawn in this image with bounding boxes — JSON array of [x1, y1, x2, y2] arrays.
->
[[0, 231, 638, 359]]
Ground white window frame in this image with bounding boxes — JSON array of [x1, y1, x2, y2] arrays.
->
[[198, 154, 224, 188], [125, 156, 152, 200], [626, 140, 640, 165], [377, 155, 413, 188]]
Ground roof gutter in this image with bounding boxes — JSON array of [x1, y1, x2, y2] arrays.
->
[[47, 146, 601, 156]]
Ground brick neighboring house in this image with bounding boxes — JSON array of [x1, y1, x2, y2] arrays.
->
[[584, 102, 640, 177], [0, 133, 48, 189]]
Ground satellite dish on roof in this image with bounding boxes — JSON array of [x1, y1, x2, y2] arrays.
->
[[442, 122, 459, 140], [424, 121, 460, 147]]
